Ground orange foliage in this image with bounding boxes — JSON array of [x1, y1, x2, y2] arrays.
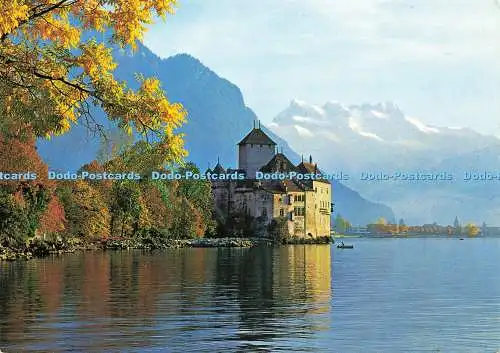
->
[[81, 160, 113, 190], [191, 203, 206, 237], [0, 136, 52, 190], [39, 196, 66, 235]]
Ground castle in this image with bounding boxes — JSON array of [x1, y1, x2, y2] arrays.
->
[[208, 123, 332, 238]]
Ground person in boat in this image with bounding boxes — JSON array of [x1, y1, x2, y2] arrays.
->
[[341, 241, 344, 247]]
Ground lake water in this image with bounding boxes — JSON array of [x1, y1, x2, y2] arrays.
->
[[1, 238, 500, 353]]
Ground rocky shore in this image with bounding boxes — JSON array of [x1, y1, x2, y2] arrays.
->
[[100, 235, 332, 250], [102, 237, 270, 250], [1, 235, 334, 261]]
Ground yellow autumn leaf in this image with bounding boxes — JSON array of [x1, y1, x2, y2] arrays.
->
[[0, 0, 185, 164]]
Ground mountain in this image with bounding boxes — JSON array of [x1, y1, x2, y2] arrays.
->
[[36, 44, 395, 226], [269, 99, 500, 224], [270, 99, 499, 172]]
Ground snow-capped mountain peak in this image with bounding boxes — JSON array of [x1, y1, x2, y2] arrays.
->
[[268, 99, 500, 225], [288, 99, 325, 117], [269, 99, 499, 168], [405, 116, 440, 134]]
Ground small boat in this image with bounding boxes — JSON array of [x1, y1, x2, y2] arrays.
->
[[459, 238, 464, 240], [337, 244, 354, 249]]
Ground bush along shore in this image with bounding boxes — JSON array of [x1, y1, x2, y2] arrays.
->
[[0, 235, 334, 261]]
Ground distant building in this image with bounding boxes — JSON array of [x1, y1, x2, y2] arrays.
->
[[484, 226, 500, 236], [210, 123, 332, 238], [346, 226, 370, 235]]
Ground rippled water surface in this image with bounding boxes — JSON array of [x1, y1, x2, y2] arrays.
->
[[1, 238, 500, 352]]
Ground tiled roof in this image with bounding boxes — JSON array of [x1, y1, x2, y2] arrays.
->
[[260, 153, 298, 173], [213, 163, 225, 174], [296, 162, 331, 184], [296, 162, 317, 174], [261, 179, 307, 193], [237, 128, 276, 146]]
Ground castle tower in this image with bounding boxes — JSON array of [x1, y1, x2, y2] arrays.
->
[[238, 121, 276, 179]]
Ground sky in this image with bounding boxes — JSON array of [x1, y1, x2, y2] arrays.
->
[[144, 0, 500, 135]]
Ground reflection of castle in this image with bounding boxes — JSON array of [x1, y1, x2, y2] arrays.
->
[[208, 123, 331, 238], [276, 245, 332, 309]]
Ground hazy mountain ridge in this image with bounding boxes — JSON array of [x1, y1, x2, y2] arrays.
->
[[36, 44, 394, 225], [270, 99, 500, 224]]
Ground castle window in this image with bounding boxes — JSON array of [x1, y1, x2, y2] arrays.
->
[[294, 207, 305, 216], [280, 208, 284, 217], [261, 208, 267, 217]]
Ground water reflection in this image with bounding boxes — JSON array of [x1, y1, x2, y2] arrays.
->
[[0, 245, 332, 352]]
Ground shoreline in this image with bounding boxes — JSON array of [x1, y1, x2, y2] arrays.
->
[[0, 236, 334, 261], [336, 233, 494, 238]]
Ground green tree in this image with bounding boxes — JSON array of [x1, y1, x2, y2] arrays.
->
[[176, 162, 214, 234], [269, 217, 289, 244], [334, 214, 351, 233], [0, 186, 49, 247], [110, 181, 143, 237], [58, 180, 110, 240], [168, 197, 199, 239]]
